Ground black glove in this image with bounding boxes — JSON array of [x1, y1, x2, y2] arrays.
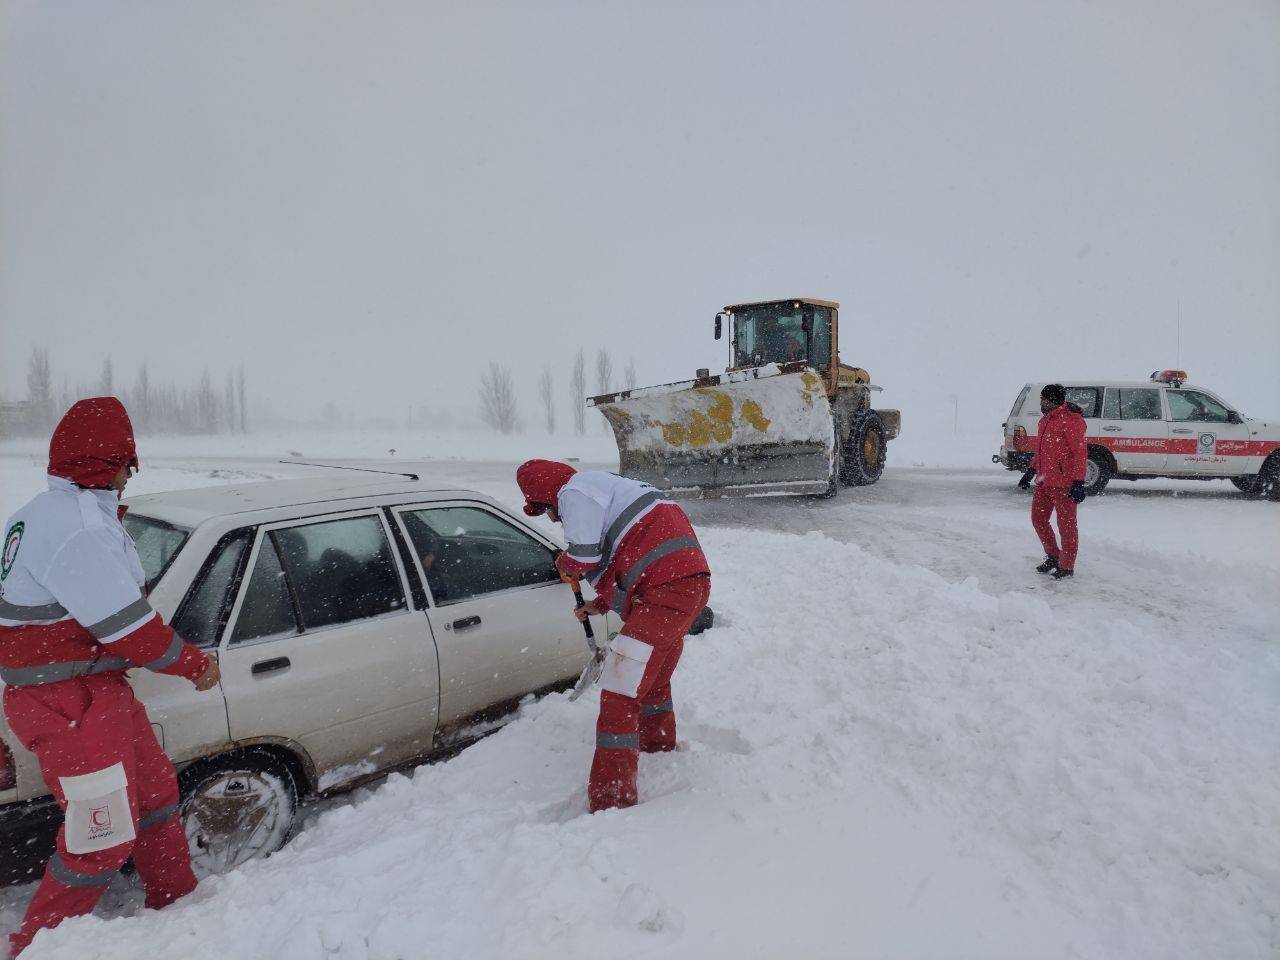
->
[[1069, 481, 1087, 504], [1017, 468, 1035, 490]]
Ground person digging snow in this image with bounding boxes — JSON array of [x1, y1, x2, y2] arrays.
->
[[1018, 384, 1088, 579], [516, 460, 710, 812], [0, 398, 220, 956]]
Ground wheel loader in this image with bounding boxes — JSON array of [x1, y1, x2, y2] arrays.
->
[[588, 298, 902, 498]]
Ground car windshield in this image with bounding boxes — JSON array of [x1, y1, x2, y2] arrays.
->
[[122, 514, 191, 593], [732, 303, 808, 367]]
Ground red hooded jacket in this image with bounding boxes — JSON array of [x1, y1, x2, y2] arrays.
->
[[1030, 402, 1088, 488], [0, 399, 209, 687]]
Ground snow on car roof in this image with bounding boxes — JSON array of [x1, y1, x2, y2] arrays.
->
[[125, 475, 486, 528]]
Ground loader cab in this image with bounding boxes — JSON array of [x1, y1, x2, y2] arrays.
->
[[719, 298, 838, 391]]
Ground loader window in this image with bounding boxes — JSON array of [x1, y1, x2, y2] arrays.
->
[[732, 303, 808, 368], [808, 306, 832, 371]]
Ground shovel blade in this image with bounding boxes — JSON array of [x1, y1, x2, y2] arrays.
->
[[568, 653, 606, 702]]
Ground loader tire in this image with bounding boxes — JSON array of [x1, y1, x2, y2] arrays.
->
[[842, 412, 886, 486]]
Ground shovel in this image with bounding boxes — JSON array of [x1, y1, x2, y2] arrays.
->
[[563, 574, 606, 701]]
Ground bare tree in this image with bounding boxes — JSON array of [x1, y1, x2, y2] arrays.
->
[[624, 358, 638, 391], [98, 356, 114, 395], [478, 362, 518, 434], [224, 372, 237, 433], [569, 348, 586, 435], [595, 349, 614, 433], [194, 368, 219, 433], [594, 348, 614, 396], [134, 363, 152, 431], [25, 346, 54, 433], [236, 365, 247, 433], [538, 365, 556, 434]]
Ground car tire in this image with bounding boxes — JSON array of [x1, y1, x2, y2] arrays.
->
[[842, 412, 887, 486], [1245, 454, 1280, 502], [178, 749, 299, 879], [689, 605, 714, 635], [1231, 476, 1259, 495], [1084, 447, 1112, 496]]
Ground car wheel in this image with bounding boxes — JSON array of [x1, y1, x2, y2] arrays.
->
[[843, 412, 886, 486], [1084, 448, 1112, 496], [179, 750, 298, 878], [689, 606, 714, 635], [1231, 476, 1259, 495]]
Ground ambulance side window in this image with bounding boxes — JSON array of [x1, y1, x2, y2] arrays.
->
[[1167, 390, 1231, 423], [1065, 387, 1101, 418], [1102, 388, 1120, 419], [1118, 388, 1161, 420]]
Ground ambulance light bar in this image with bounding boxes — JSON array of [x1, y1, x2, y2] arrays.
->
[[1150, 370, 1188, 386]]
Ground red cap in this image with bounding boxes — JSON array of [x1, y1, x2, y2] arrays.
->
[[516, 459, 576, 516], [48, 397, 139, 490]]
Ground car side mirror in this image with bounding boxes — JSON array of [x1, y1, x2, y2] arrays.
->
[[1228, 411, 1243, 424], [714, 313, 724, 340]]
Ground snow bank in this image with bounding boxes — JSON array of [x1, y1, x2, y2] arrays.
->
[[20, 525, 1276, 959]]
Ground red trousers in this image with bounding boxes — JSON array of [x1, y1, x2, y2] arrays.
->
[[590, 574, 711, 812], [4, 674, 196, 956], [1032, 485, 1079, 570]]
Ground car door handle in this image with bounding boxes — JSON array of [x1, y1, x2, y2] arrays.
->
[[1171, 428, 1194, 435], [1103, 426, 1122, 432], [251, 657, 291, 677], [450, 615, 481, 631]]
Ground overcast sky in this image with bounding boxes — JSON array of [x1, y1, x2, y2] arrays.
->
[[2, 0, 1277, 435]]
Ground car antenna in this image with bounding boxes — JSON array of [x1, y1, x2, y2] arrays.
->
[[279, 460, 420, 482]]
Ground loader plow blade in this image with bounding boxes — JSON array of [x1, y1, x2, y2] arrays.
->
[[590, 365, 835, 498]]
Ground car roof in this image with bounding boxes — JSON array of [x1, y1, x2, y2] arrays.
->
[[1022, 380, 1213, 391], [125, 476, 496, 529]]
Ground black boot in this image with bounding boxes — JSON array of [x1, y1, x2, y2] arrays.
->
[[1035, 556, 1059, 574], [1051, 568, 1074, 580]]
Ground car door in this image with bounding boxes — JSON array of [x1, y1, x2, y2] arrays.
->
[[391, 501, 595, 725], [1099, 386, 1169, 474], [217, 510, 440, 787], [1164, 388, 1253, 475]]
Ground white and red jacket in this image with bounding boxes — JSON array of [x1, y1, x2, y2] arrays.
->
[[549, 471, 708, 619], [0, 400, 207, 688]]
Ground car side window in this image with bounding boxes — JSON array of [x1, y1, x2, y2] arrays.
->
[[1118, 388, 1162, 420], [399, 506, 559, 605], [173, 530, 251, 648], [230, 535, 299, 644], [1102, 388, 1120, 419], [273, 516, 406, 630], [1167, 390, 1231, 423], [1064, 387, 1101, 418]]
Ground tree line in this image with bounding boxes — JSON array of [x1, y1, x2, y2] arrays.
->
[[14, 346, 249, 436], [478, 348, 638, 435]]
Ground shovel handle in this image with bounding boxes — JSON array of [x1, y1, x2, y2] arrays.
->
[[560, 570, 595, 642]]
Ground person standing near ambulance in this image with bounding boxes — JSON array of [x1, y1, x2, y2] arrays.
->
[[0, 398, 219, 956], [1018, 384, 1089, 579], [516, 460, 710, 813]]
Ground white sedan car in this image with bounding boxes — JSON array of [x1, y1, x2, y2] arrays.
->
[[0, 475, 610, 880]]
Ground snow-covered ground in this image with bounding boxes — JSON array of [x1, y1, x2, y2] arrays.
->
[[1, 432, 1277, 959]]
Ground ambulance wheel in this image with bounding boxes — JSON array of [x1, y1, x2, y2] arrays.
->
[[1243, 454, 1280, 501], [843, 412, 886, 486], [1084, 448, 1113, 496], [179, 750, 298, 878], [1231, 476, 1258, 495]]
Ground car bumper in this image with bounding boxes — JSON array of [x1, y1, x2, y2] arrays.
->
[[0, 797, 60, 886], [993, 448, 1034, 471]]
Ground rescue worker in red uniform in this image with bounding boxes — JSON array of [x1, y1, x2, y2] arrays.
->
[[516, 460, 710, 812], [0, 398, 220, 956], [1018, 384, 1088, 579]]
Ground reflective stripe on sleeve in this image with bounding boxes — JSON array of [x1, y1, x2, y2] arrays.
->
[[0, 656, 131, 687], [141, 633, 185, 672], [48, 852, 118, 888], [87, 598, 154, 642], [0, 596, 70, 624], [565, 541, 603, 562], [596, 732, 640, 750]]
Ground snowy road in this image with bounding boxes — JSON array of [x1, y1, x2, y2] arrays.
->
[[1, 449, 1277, 959]]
